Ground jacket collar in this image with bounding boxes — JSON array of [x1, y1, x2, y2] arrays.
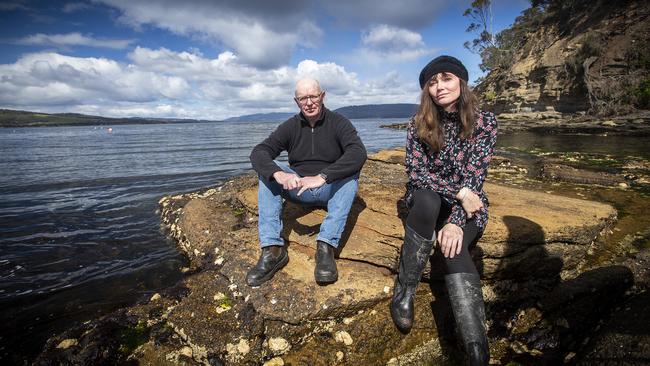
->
[[298, 105, 328, 126], [436, 105, 459, 122]]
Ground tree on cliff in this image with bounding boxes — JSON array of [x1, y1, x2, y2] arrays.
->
[[463, 0, 537, 74], [465, 0, 649, 114]]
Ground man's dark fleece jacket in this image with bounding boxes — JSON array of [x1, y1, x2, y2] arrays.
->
[[250, 107, 367, 183]]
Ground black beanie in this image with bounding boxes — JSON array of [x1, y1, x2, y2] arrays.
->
[[418, 55, 468, 88]]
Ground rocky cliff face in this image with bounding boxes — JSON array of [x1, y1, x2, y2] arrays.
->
[[477, 0, 649, 115]]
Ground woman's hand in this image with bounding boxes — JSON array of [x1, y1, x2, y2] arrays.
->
[[437, 223, 463, 258], [456, 187, 483, 218]]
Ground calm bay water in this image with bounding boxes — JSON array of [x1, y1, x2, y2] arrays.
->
[[0, 118, 407, 360]]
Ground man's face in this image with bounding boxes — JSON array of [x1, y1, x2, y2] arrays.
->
[[295, 82, 324, 122]]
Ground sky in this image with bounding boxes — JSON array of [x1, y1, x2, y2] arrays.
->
[[0, 0, 530, 120]]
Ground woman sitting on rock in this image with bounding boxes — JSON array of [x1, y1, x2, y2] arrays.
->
[[391, 55, 497, 365]]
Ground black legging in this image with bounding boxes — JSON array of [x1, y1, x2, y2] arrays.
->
[[406, 189, 481, 275]]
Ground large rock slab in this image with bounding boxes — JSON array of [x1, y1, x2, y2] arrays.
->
[[35, 149, 622, 365], [143, 150, 618, 362], [161, 151, 616, 324]]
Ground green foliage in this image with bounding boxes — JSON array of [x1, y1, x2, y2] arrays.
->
[[463, 0, 495, 50], [628, 32, 650, 110], [218, 296, 234, 309], [529, 0, 551, 8], [464, 0, 546, 73], [633, 79, 650, 109], [464, 0, 613, 74], [484, 90, 497, 101], [565, 32, 603, 77], [539, 0, 614, 36], [118, 321, 150, 355], [626, 38, 650, 71]]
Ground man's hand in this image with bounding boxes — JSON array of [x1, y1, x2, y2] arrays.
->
[[297, 175, 326, 196], [273, 171, 302, 190], [456, 187, 483, 218], [437, 223, 463, 258]]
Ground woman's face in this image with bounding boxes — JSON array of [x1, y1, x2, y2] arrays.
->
[[427, 72, 461, 112]]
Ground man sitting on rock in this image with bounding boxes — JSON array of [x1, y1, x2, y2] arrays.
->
[[247, 78, 367, 286]]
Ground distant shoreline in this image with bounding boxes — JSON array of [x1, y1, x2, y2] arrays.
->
[[0, 118, 221, 128], [0, 104, 418, 128], [0, 109, 220, 128]]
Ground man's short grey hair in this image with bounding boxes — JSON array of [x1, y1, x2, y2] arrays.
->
[[295, 78, 321, 96]]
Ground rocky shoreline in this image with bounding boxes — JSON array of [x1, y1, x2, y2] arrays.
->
[[33, 147, 649, 365], [381, 110, 650, 136]]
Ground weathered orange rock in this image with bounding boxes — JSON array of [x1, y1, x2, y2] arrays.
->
[[160, 150, 616, 329], [35, 149, 623, 366]]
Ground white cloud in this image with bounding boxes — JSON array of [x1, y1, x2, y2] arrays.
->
[[362, 25, 425, 51], [0, 1, 29, 11], [353, 25, 433, 64], [0, 52, 189, 107], [62, 2, 91, 13], [96, 0, 322, 69], [296, 60, 359, 95], [17, 32, 134, 49], [0, 48, 418, 119], [135, 48, 365, 109], [92, 0, 446, 68]]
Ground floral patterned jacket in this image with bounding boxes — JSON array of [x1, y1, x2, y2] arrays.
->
[[405, 108, 498, 230]]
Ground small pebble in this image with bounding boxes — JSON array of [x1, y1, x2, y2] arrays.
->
[[268, 337, 291, 353], [56, 339, 78, 349], [336, 351, 344, 361], [179, 346, 193, 357], [263, 357, 285, 366], [334, 331, 353, 345]]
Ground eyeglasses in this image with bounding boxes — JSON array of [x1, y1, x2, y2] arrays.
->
[[295, 92, 323, 105]]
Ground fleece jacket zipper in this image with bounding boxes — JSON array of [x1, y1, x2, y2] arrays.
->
[[311, 127, 314, 155]]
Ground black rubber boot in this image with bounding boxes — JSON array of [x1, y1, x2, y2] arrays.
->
[[246, 245, 289, 287], [314, 241, 338, 285], [390, 225, 435, 333], [445, 272, 489, 366]]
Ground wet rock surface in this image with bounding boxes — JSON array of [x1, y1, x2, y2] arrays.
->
[[496, 111, 650, 136], [35, 150, 649, 365], [381, 110, 650, 136]]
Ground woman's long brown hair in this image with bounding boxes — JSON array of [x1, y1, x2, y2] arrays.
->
[[414, 76, 478, 152]]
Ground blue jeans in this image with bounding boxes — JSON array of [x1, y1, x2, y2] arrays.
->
[[257, 162, 359, 248]]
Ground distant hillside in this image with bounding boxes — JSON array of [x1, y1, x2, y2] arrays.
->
[[0, 109, 211, 128], [0, 103, 419, 127], [335, 104, 417, 119], [223, 112, 295, 123], [221, 104, 417, 122]]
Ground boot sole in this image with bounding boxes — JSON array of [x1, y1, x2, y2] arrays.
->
[[390, 305, 413, 334], [315, 272, 338, 286], [247, 252, 289, 287]]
